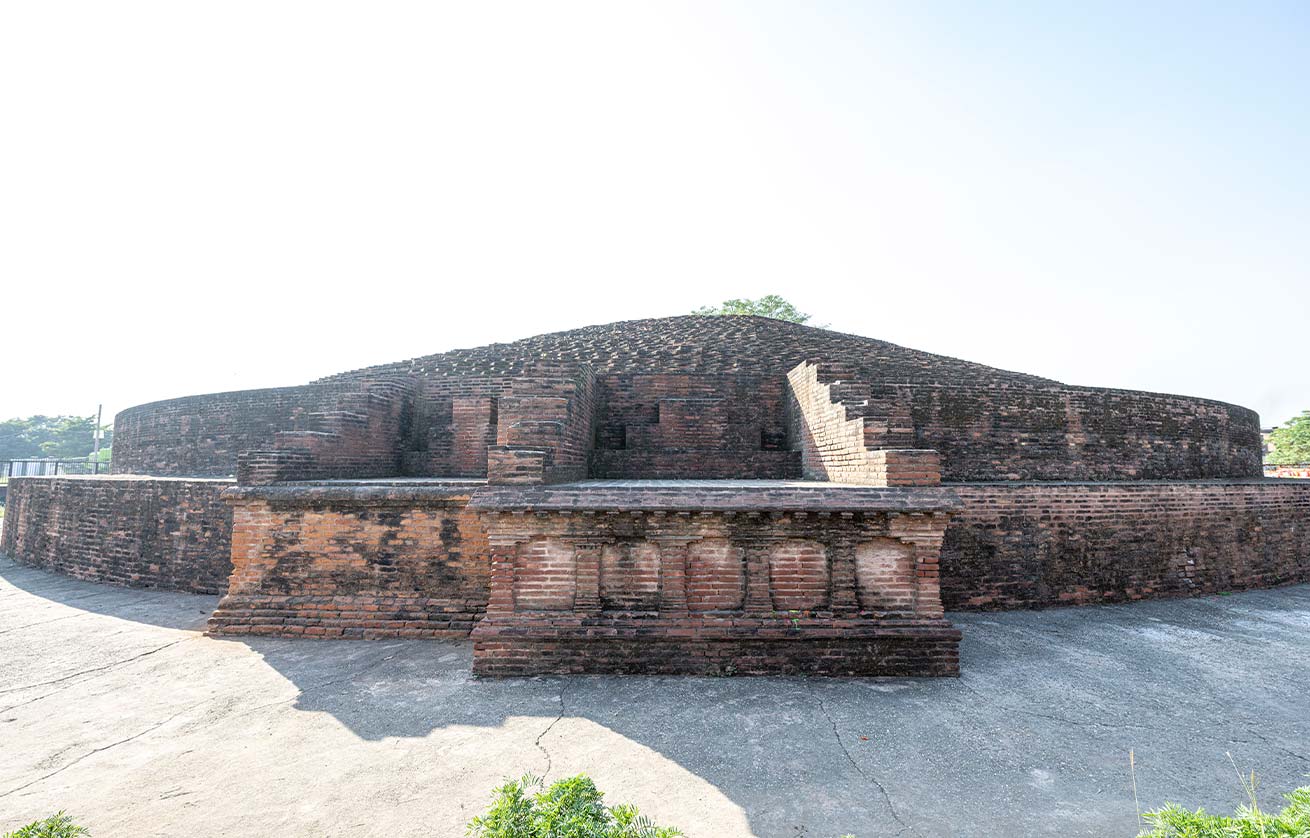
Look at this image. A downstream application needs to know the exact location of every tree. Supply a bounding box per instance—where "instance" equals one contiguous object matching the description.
[692,294,816,324]
[1267,411,1310,465]
[0,415,111,461]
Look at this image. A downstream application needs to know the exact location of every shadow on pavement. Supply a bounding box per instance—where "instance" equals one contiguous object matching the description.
[6,555,1310,837]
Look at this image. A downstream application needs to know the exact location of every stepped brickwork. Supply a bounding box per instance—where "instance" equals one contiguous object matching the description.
[4,315,1304,678]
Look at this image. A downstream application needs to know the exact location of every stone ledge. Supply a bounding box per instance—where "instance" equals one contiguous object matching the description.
[469,479,963,513]
[222,479,486,507]
[7,474,235,484]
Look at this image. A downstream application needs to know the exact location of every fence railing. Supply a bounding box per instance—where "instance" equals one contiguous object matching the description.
[3,458,110,478]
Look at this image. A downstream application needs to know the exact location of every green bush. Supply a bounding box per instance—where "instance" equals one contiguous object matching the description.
[3,812,88,838]
[1140,786,1310,837]
[468,774,683,837]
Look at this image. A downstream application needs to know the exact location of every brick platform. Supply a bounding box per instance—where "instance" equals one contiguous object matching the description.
[207,480,489,638]
[469,481,962,677]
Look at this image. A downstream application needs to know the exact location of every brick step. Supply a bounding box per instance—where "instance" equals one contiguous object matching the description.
[813,361,858,381]
[274,430,343,451]
[337,392,399,411]
[826,381,871,405]
[306,410,370,431]
[591,449,802,480]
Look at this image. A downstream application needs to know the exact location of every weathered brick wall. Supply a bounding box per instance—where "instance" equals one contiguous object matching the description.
[788,362,1260,483]
[0,476,233,594]
[114,318,1262,484]
[236,378,414,484]
[319,315,1059,386]
[942,480,1310,609]
[113,384,359,477]
[403,375,515,477]
[207,482,490,638]
[487,365,596,485]
[316,315,1261,482]
[908,385,1262,481]
[469,483,961,676]
[591,374,800,479]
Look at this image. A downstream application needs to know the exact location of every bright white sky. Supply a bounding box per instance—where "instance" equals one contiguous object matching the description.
[1,2,1306,427]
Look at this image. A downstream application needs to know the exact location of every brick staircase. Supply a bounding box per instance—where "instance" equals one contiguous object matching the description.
[788,361,939,486]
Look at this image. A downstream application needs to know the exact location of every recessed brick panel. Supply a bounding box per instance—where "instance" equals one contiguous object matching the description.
[768,539,829,611]
[600,541,662,610]
[856,538,916,614]
[686,538,744,611]
[512,537,576,611]
[470,502,960,676]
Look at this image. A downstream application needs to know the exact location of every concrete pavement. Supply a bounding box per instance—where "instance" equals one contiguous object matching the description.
[1,556,1307,837]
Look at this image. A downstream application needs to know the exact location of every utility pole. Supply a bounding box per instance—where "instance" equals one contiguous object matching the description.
[93,404,103,474]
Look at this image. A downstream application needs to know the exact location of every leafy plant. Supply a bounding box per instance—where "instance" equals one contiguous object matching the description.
[3,812,89,838]
[0,416,111,461]
[1266,410,1310,464]
[1139,786,1310,837]
[692,295,816,325]
[468,774,683,837]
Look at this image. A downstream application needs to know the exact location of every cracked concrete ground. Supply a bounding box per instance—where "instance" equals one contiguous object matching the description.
[1,556,1307,838]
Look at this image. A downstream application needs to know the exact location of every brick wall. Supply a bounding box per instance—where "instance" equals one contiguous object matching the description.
[942,480,1310,609]
[487,365,596,485]
[207,482,490,638]
[908,384,1261,481]
[236,378,414,484]
[113,317,1262,485]
[591,374,800,479]
[113,384,357,476]
[315,315,1260,483]
[0,476,233,594]
[318,315,1059,387]
[469,483,961,676]
[403,376,515,477]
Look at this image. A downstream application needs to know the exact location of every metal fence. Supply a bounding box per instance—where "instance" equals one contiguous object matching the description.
[3,458,110,478]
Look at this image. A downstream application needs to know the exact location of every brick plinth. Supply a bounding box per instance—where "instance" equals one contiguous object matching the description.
[474,622,962,677]
[469,482,960,677]
[206,481,489,638]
